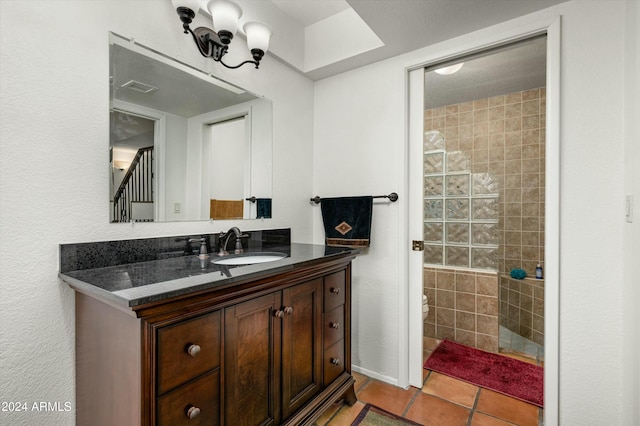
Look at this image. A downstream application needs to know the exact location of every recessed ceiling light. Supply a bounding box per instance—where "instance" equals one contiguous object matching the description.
[434,63,464,75]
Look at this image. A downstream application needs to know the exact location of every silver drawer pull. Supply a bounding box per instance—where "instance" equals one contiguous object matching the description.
[186,405,201,419]
[330,287,340,294]
[330,358,341,365]
[186,344,201,357]
[329,322,340,329]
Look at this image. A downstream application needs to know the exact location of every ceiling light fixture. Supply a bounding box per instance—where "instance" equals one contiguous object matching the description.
[171,0,272,69]
[434,63,464,75]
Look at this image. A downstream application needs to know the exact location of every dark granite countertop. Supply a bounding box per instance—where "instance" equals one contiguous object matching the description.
[60,243,357,308]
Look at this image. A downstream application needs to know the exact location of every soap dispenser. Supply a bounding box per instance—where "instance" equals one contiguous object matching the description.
[535,263,543,279]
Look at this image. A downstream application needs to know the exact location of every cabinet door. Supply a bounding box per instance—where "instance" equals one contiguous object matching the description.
[280,279,323,419]
[224,293,281,426]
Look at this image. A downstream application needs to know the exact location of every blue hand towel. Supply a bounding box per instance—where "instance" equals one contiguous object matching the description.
[256,198,272,219]
[320,196,373,247]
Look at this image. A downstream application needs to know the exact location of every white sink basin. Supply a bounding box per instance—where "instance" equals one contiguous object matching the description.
[212,252,287,266]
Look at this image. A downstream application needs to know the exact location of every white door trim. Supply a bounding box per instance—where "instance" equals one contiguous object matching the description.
[399,14,561,426]
[110,100,167,222]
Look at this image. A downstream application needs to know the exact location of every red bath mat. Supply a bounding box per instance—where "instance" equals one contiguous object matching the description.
[424,339,543,407]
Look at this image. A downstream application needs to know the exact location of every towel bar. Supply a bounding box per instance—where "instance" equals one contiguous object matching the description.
[310,192,398,204]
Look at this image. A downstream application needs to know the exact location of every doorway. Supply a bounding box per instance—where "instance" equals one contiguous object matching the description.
[420,37,547,358]
[109,110,156,223]
[406,21,560,424]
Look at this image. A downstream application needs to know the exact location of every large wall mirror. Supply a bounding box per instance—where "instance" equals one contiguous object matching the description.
[109,32,273,223]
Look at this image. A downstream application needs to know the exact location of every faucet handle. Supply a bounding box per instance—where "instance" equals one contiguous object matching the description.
[188,237,208,257]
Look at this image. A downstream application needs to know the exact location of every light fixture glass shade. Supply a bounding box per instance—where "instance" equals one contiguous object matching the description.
[171,0,201,13]
[244,22,272,53]
[208,0,242,37]
[434,63,464,75]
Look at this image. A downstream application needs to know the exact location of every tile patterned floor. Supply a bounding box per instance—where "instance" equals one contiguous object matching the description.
[315,337,543,426]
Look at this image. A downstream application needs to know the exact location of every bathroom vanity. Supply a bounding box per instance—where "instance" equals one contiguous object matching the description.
[60,233,357,426]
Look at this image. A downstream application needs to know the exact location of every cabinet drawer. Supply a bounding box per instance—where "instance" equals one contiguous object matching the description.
[157,310,221,395]
[324,306,344,349]
[157,369,220,426]
[323,271,345,312]
[323,339,345,385]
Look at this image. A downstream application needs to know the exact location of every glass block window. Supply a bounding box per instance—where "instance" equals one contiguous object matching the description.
[423,134,499,271]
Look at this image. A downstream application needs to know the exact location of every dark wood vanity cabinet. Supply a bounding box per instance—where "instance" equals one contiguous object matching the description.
[74,255,356,426]
[224,278,323,425]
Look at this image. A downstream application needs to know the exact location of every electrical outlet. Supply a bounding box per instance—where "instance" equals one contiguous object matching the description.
[626,195,633,223]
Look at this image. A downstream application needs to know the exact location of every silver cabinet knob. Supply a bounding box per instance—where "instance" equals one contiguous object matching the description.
[186,405,201,419]
[330,287,340,294]
[284,306,293,315]
[329,322,340,329]
[330,358,341,365]
[186,344,201,357]
[274,310,284,318]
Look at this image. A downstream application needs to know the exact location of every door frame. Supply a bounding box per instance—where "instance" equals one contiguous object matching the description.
[110,100,167,222]
[399,15,561,426]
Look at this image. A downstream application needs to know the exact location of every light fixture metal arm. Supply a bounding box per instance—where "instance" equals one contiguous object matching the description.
[219,58,259,69]
[174,6,265,69]
[186,26,214,58]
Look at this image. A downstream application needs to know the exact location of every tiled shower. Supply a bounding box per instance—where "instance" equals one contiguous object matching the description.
[422,88,546,353]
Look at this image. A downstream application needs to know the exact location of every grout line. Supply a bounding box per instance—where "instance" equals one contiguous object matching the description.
[466,387,482,426]
[538,406,544,426]
[400,388,421,418]
[422,369,432,386]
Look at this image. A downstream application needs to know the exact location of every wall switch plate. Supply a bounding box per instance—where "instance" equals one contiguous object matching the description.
[174,202,181,214]
[626,195,633,223]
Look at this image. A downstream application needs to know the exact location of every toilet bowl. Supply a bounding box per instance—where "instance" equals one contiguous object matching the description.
[422,294,429,320]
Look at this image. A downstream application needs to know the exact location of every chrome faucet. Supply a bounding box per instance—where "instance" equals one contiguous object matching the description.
[217,227,247,256]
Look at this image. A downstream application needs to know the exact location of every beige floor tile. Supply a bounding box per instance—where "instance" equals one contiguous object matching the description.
[423,336,441,351]
[422,372,479,408]
[470,412,518,425]
[352,371,369,394]
[356,379,418,416]
[324,401,365,426]
[475,389,539,426]
[404,392,470,426]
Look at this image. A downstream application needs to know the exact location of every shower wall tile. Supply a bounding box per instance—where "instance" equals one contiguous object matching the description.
[425,86,545,349]
[423,267,499,352]
[488,95,504,107]
[499,275,545,346]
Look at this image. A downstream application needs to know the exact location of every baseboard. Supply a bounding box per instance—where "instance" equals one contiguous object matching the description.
[351,365,400,387]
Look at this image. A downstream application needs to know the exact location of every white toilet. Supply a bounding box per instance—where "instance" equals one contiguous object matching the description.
[422,294,429,320]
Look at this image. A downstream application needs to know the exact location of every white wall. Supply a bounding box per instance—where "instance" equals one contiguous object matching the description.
[314,58,403,382]
[623,0,640,424]
[0,1,314,425]
[313,0,637,423]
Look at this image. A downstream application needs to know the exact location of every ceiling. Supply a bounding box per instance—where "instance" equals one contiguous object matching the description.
[424,35,547,108]
[266,0,568,80]
[113,0,566,143]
